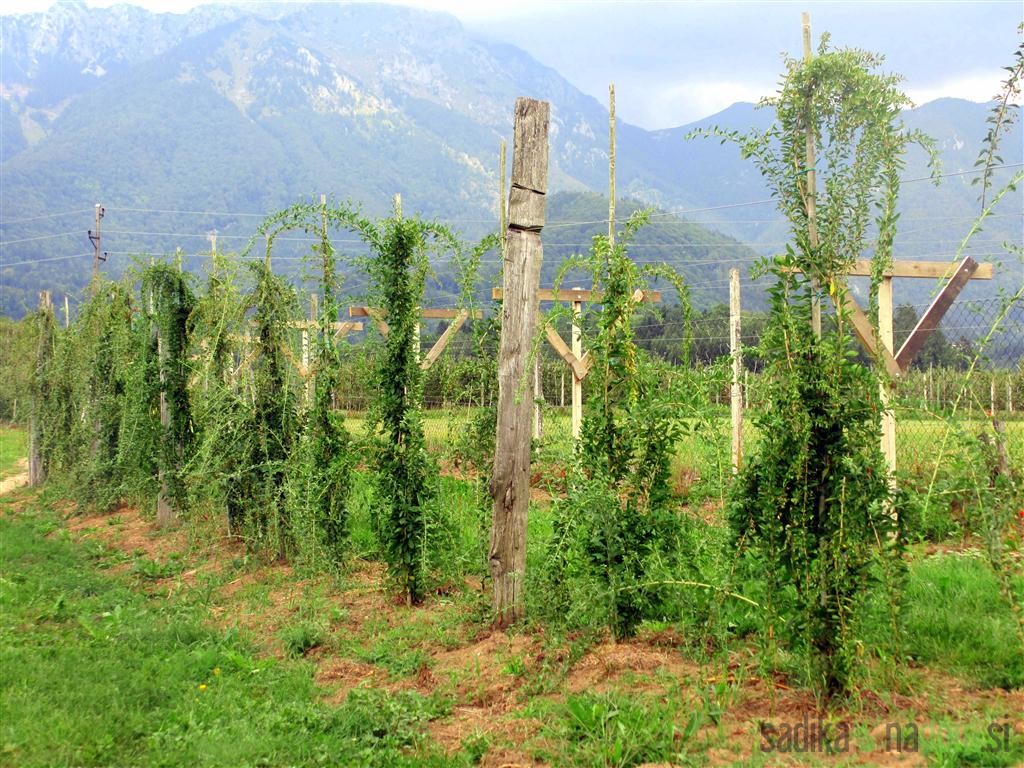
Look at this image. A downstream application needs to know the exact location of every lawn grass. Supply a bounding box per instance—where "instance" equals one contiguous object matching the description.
[901,553,1024,689]
[0,509,467,768]
[344,407,1023,511]
[3,470,1022,766]
[0,426,26,478]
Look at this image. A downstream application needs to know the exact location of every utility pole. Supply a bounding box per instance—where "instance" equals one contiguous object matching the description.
[88,203,106,290]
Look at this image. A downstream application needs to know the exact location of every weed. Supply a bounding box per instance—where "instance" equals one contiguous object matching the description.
[279,620,327,657]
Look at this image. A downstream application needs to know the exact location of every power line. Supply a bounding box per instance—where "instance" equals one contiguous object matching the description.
[0,231,81,246]
[1,252,93,267]
[0,208,94,226]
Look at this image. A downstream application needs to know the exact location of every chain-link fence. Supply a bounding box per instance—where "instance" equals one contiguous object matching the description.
[317,294,1022,499]
[892,297,1023,480]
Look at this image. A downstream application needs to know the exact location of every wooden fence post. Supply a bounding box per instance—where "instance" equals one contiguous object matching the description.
[490,97,549,628]
[571,291,583,440]
[802,12,822,339]
[879,275,897,480]
[152,271,174,528]
[729,269,743,473]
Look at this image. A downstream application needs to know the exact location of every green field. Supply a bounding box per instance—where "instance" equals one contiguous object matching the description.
[0,427,27,479]
[347,407,1024,498]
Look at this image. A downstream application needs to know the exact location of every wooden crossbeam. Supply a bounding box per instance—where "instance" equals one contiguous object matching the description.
[836,289,902,378]
[895,256,980,373]
[784,258,998,379]
[349,306,483,320]
[785,259,993,280]
[287,319,365,333]
[421,308,484,319]
[492,287,662,303]
[349,306,482,337]
[545,324,591,380]
[421,310,470,370]
[348,306,389,335]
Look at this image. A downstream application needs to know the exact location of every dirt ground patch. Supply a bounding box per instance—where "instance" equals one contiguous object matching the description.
[565,640,702,694]
[66,503,190,562]
[0,458,29,496]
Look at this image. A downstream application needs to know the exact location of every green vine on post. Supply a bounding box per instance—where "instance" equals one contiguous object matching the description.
[549,212,692,639]
[142,262,197,516]
[366,207,454,604]
[692,34,935,697]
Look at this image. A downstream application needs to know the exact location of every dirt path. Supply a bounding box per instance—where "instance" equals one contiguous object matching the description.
[0,458,29,496]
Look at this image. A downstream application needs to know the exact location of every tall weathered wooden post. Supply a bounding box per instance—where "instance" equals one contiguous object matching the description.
[489,97,549,627]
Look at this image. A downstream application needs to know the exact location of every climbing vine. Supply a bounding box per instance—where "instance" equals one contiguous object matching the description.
[694,37,934,696]
[141,263,197,515]
[222,259,299,555]
[547,212,693,639]
[365,210,461,604]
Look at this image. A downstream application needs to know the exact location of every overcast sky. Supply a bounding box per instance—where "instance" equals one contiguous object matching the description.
[4,0,1022,129]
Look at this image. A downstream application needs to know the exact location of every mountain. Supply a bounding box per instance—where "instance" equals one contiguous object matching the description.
[1,2,1020,317]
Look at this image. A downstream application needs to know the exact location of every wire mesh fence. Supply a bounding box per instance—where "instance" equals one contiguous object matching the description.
[282,292,1022,499]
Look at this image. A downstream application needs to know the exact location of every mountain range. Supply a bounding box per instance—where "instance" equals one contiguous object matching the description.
[1,1,1020,317]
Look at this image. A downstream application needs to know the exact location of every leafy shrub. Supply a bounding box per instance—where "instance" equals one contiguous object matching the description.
[546,215,691,639]
[705,38,929,695]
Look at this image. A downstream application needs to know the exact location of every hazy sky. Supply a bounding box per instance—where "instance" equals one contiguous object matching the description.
[4,0,1022,128]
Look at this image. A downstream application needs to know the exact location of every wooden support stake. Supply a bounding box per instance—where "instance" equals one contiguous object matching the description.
[801,13,822,339]
[895,256,980,372]
[571,292,583,440]
[421,310,470,370]
[544,323,590,381]
[729,269,743,474]
[156,323,174,528]
[63,295,69,328]
[878,276,897,478]
[490,97,548,629]
[608,83,616,245]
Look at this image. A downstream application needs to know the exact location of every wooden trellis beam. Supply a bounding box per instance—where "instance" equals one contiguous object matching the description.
[895,257,981,373]
[227,320,364,379]
[493,285,661,438]
[349,306,483,369]
[422,310,471,370]
[492,287,662,304]
[788,256,993,480]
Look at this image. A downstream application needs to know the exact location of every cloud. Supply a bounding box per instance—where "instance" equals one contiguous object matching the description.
[906,72,1005,107]
[649,79,775,127]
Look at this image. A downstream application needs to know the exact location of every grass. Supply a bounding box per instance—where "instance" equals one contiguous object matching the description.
[343,408,1023,507]
[901,553,1024,689]
[3,458,1023,766]
[0,508,467,768]
[0,426,26,478]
